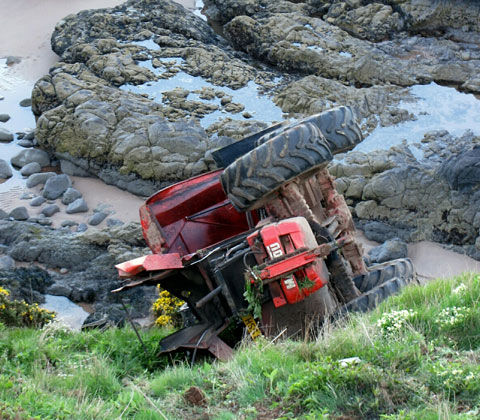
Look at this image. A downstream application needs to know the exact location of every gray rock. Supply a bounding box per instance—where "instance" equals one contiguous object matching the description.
[0,209,8,219]
[17,140,34,148]
[37,218,53,226]
[61,187,82,205]
[368,239,409,264]
[60,159,92,177]
[20,162,42,176]
[8,206,29,221]
[19,98,32,107]
[0,159,12,179]
[0,127,14,142]
[438,145,480,191]
[20,192,34,200]
[0,255,15,270]
[60,220,79,227]
[43,174,72,199]
[66,198,89,214]
[76,223,88,232]
[106,218,124,227]
[0,114,10,123]
[24,130,35,140]
[6,56,21,65]
[30,196,46,207]
[11,149,50,168]
[88,211,108,226]
[41,204,60,217]
[26,172,56,188]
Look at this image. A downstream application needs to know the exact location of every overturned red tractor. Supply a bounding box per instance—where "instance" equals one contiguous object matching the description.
[115,106,416,360]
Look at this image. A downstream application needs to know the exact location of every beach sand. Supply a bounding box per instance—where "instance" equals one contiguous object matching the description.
[0,0,478,279]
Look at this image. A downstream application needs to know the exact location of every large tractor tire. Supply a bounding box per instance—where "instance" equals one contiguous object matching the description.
[338,258,418,314]
[353,258,415,293]
[221,122,333,212]
[256,106,363,154]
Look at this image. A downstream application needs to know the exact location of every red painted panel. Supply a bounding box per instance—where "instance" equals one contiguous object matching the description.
[142,170,257,256]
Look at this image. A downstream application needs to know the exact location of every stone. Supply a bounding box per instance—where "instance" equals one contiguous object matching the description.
[60,160,91,177]
[43,174,72,199]
[88,211,108,226]
[19,98,32,107]
[60,220,79,227]
[106,218,124,227]
[17,140,34,148]
[0,127,14,142]
[368,239,409,264]
[0,255,15,270]
[8,206,29,221]
[30,196,46,207]
[24,130,35,141]
[6,56,21,65]
[41,204,60,217]
[61,187,83,205]
[0,114,10,123]
[11,149,50,168]
[20,162,42,176]
[66,198,89,214]
[76,223,88,232]
[0,209,8,219]
[0,159,12,179]
[26,172,56,188]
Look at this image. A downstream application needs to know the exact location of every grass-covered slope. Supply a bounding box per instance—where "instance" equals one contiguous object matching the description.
[1,273,480,420]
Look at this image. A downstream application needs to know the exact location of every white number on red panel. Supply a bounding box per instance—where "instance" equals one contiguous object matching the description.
[267,242,283,259]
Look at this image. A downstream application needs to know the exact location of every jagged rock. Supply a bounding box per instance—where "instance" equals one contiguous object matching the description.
[43,174,72,199]
[0,159,12,179]
[0,255,15,270]
[368,239,408,264]
[66,198,89,214]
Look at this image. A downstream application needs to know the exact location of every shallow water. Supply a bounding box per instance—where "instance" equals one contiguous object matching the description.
[0,59,36,193]
[121,61,284,128]
[356,82,480,155]
[41,294,90,330]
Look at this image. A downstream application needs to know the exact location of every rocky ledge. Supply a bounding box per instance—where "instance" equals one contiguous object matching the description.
[0,220,155,324]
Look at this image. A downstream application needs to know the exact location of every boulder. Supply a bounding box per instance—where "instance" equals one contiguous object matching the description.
[66,198,88,214]
[30,196,46,207]
[61,187,82,205]
[0,159,12,179]
[8,207,29,221]
[11,149,50,168]
[20,162,42,176]
[42,174,72,199]
[41,204,60,217]
[368,239,409,264]
[26,172,56,188]
[0,127,13,142]
[0,114,10,123]
[88,211,108,226]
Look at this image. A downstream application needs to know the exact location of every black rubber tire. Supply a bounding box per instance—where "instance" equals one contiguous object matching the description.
[353,258,415,293]
[257,106,363,154]
[340,274,417,314]
[221,122,333,212]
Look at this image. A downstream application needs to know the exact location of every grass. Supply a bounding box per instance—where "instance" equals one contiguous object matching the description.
[1,272,480,419]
